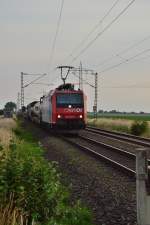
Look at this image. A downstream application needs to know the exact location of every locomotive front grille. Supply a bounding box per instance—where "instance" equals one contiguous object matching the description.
[56,119,85,129]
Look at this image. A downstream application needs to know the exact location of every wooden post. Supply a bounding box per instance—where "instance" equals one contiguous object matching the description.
[136,149,150,225]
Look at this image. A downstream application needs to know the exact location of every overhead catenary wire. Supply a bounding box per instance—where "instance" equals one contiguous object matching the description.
[24,74,47,88]
[98,48,150,74]
[49,0,65,69]
[63,0,121,63]
[71,72,95,88]
[102,85,150,88]
[72,49,150,90]
[69,0,136,64]
[93,34,150,68]
[22,73,46,76]
[50,0,137,88]
[104,86,150,88]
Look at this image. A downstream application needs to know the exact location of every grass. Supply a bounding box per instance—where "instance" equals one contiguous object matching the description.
[0,118,93,225]
[0,118,16,147]
[88,112,150,121]
[0,118,16,160]
[88,118,131,133]
[88,117,150,137]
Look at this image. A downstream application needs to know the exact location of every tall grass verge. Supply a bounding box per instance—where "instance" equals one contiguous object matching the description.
[0,120,93,225]
[88,118,131,133]
[88,118,150,137]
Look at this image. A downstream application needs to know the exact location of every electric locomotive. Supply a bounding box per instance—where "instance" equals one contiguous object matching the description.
[40,83,87,130]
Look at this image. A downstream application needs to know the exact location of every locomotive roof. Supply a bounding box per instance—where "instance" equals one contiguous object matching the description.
[55,89,83,93]
[49,88,83,95]
[42,83,84,98]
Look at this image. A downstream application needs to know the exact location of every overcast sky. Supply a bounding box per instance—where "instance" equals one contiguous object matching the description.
[0,0,150,112]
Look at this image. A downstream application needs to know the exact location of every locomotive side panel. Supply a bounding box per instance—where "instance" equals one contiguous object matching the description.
[51,95,57,125]
[83,93,87,125]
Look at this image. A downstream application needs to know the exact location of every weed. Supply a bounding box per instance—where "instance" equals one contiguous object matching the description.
[0,123,93,225]
[130,121,149,136]
[0,144,3,151]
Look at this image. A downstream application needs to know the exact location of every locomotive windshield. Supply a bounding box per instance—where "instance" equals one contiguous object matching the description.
[56,93,83,108]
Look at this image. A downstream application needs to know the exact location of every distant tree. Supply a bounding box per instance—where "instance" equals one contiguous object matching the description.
[4,102,16,111]
[109,110,117,113]
[140,111,145,114]
[98,110,104,113]
[0,109,3,115]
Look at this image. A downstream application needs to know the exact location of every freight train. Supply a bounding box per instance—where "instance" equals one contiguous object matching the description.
[26,83,87,132]
[4,109,13,118]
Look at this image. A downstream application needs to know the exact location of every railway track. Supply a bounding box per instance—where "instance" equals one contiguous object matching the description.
[30,121,150,178]
[25,121,138,224]
[62,132,150,178]
[86,126,150,147]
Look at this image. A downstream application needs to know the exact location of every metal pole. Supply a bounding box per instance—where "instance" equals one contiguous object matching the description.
[79,63,81,90]
[80,61,83,90]
[21,72,24,108]
[94,73,98,119]
[79,61,83,90]
[17,92,20,111]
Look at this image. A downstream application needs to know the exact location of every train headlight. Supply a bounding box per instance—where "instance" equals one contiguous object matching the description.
[79,115,83,118]
[57,114,61,118]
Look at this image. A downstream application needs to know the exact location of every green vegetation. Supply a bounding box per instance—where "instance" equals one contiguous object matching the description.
[88,118,131,134]
[4,102,16,111]
[0,121,92,225]
[130,121,149,136]
[88,112,150,121]
[88,117,150,137]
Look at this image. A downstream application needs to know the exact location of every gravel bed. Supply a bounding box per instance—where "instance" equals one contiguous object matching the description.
[23,122,137,225]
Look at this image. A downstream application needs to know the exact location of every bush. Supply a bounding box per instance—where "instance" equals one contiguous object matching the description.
[0,125,93,225]
[130,121,148,136]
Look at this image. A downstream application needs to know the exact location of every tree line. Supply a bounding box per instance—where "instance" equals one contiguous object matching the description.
[98,109,148,114]
[0,102,16,115]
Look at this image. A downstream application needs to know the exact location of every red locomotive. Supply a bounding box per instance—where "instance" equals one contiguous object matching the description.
[27,83,87,131]
[40,83,87,130]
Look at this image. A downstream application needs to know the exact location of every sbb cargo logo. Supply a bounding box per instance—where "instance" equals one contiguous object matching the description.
[64,108,83,113]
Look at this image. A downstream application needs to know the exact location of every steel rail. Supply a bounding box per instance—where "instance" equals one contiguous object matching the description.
[79,134,150,166]
[62,136,136,177]
[86,126,150,147]
[79,134,150,165]
[61,132,150,178]
[79,134,136,159]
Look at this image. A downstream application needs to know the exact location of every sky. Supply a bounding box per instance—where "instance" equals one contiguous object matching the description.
[0,0,150,112]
